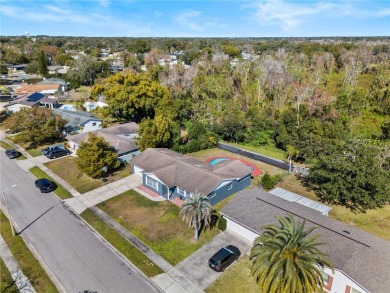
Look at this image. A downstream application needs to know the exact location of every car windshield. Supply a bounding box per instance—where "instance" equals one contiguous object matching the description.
[40,179,51,185]
[209,259,220,266]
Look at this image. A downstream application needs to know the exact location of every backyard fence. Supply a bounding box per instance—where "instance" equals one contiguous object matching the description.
[217,142,292,171]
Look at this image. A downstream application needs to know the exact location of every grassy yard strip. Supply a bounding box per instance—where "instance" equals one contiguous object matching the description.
[0,212,59,293]
[221,141,287,160]
[277,175,390,241]
[0,257,18,293]
[29,166,72,199]
[205,256,260,293]
[98,190,220,265]
[0,140,27,160]
[80,209,163,277]
[44,157,131,194]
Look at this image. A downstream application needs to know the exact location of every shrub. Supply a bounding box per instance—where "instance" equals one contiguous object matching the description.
[218,216,227,231]
[262,172,282,190]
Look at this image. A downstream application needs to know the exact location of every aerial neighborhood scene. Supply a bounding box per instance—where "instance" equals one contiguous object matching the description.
[0,1,389,293]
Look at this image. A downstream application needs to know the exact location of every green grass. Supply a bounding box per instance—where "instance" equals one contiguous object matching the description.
[205,256,260,293]
[0,211,59,293]
[277,174,390,241]
[221,141,287,160]
[80,209,163,277]
[98,190,220,265]
[28,166,73,199]
[0,140,27,160]
[44,157,131,194]
[0,257,19,293]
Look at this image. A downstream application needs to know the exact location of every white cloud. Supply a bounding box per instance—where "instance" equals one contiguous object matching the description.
[99,0,111,7]
[0,3,152,36]
[250,0,334,31]
[175,11,205,32]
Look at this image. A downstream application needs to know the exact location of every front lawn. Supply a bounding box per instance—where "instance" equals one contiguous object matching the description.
[98,190,220,265]
[205,256,260,293]
[277,174,390,241]
[44,157,131,194]
[0,211,59,293]
[29,166,73,199]
[80,209,163,277]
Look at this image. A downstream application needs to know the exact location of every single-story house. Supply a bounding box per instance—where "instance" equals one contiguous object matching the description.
[67,122,139,161]
[131,148,252,205]
[52,109,102,134]
[37,78,68,91]
[221,189,390,293]
[15,84,62,95]
[5,92,45,113]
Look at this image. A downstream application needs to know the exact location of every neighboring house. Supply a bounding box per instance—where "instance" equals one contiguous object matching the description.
[67,122,139,161]
[52,109,102,134]
[5,92,45,113]
[15,84,62,95]
[131,148,252,205]
[220,189,390,293]
[37,78,68,91]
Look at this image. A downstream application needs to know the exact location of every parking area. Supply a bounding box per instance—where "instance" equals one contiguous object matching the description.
[174,230,252,290]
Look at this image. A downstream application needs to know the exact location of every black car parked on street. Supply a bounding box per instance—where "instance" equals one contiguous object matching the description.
[35,178,55,193]
[5,149,20,159]
[208,245,241,272]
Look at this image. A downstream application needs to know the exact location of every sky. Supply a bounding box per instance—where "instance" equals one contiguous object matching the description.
[1,0,389,37]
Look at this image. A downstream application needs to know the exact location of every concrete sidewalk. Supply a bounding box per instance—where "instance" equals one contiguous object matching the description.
[0,235,36,293]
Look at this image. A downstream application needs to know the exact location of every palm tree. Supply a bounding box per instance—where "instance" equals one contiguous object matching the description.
[180,192,212,241]
[250,215,333,293]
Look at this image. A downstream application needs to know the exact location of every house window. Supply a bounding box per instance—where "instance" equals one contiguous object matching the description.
[177,187,185,196]
[227,183,233,190]
[321,272,333,291]
[146,177,158,191]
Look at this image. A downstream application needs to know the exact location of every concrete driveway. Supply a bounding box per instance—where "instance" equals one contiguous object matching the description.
[175,230,252,290]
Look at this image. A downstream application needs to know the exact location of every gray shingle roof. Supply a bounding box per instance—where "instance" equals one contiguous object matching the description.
[52,109,101,128]
[68,122,138,155]
[221,189,390,293]
[131,148,252,195]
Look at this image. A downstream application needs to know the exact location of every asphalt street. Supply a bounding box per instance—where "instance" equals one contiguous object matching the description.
[0,151,159,293]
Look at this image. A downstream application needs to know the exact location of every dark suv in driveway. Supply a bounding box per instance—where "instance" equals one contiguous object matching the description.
[41,144,65,156]
[208,245,241,272]
[45,148,70,159]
